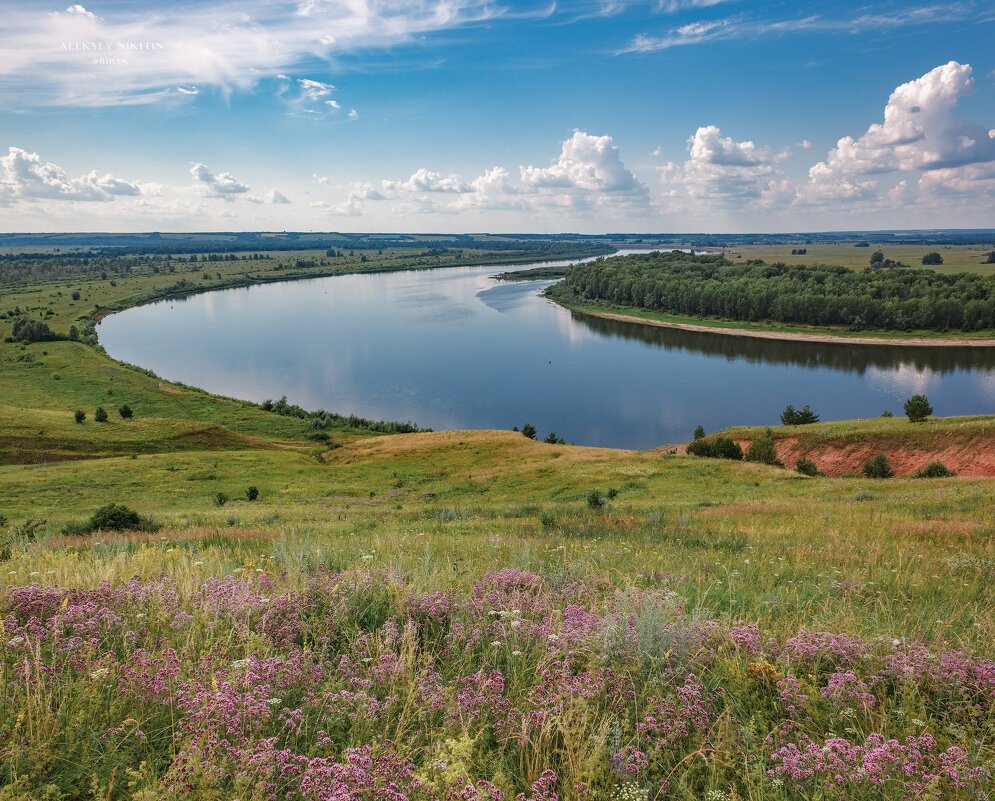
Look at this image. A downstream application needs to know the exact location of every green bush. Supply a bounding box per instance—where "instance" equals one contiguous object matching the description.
[62,503,160,535]
[521,423,537,440]
[11,317,55,343]
[586,489,606,510]
[904,394,933,423]
[94,406,108,422]
[744,429,781,466]
[914,461,956,478]
[921,252,943,265]
[686,436,743,460]
[795,457,819,476]
[118,404,134,419]
[862,454,895,478]
[712,437,743,460]
[686,438,711,457]
[74,409,86,424]
[213,491,230,507]
[246,486,259,501]
[693,425,705,440]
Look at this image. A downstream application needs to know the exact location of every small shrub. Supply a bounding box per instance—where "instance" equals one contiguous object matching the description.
[686,438,711,457]
[245,486,259,501]
[307,431,330,443]
[521,423,537,440]
[74,409,86,424]
[539,510,557,528]
[543,431,564,444]
[904,394,933,423]
[921,251,943,265]
[862,453,895,478]
[72,503,159,534]
[712,437,743,460]
[744,428,781,466]
[587,489,606,510]
[693,425,705,440]
[213,491,230,507]
[94,406,108,422]
[881,409,894,417]
[687,437,743,460]
[914,461,956,478]
[118,404,133,419]
[795,457,819,476]
[606,487,619,499]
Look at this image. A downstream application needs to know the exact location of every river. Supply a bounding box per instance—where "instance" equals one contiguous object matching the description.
[97,255,995,449]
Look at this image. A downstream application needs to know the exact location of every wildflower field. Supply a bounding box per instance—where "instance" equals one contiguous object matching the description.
[2,429,994,801]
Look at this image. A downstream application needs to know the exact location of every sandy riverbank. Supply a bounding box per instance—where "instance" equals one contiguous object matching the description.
[570,308,995,347]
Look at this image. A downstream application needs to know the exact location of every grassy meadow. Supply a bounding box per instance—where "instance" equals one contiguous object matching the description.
[1,243,994,799]
[721,243,995,274]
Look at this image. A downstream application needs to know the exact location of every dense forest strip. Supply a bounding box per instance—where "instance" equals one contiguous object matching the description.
[558,306,995,347]
[547,250,995,335]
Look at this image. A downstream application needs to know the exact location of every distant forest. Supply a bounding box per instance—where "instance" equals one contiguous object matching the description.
[549,251,995,332]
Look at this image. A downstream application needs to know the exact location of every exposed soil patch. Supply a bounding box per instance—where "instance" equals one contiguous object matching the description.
[764,434,995,477]
[676,425,995,477]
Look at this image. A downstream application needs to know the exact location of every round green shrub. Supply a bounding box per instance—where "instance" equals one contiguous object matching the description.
[914,461,956,478]
[862,454,895,479]
[795,457,819,476]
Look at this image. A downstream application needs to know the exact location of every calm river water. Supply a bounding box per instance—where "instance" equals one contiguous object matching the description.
[98,255,995,449]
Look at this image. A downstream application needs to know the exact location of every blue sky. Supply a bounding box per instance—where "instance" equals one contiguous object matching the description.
[1,0,993,232]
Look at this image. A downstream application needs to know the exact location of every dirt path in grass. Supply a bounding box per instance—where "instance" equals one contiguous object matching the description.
[575,309,995,348]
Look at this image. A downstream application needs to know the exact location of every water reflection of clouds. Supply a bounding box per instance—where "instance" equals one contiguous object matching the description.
[555,306,600,347]
[866,363,939,398]
[975,371,995,403]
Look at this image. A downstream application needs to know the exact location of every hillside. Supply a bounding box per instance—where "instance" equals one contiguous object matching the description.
[697,415,995,476]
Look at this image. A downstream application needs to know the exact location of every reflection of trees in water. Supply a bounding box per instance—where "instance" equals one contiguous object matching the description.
[572,312,995,375]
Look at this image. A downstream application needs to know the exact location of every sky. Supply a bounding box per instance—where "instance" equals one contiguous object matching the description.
[0,0,993,234]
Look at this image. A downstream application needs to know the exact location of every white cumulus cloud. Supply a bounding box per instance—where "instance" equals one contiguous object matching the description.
[521,131,647,197]
[797,61,995,206]
[0,146,140,202]
[190,162,250,199]
[660,126,784,203]
[383,168,471,193]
